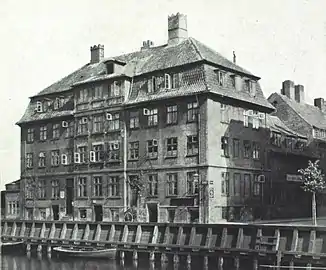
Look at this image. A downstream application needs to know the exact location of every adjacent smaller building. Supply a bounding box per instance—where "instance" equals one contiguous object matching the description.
[3,180,21,220]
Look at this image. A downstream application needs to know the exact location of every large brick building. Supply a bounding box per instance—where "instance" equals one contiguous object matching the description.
[9,13,318,223]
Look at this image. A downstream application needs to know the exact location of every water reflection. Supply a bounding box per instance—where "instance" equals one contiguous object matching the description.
[0,253,250,270]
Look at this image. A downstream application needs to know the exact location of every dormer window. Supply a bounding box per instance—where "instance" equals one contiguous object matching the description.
[217,71,225,86]
[36,101,43,112]
[245,80,256,96]
[230,75,235,88]
[148,76,156,93]
[53,97,64,110]
[165,74,171,89]
[106,62,114,74]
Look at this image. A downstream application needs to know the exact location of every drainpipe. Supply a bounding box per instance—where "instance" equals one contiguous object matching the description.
[123,119,127,212]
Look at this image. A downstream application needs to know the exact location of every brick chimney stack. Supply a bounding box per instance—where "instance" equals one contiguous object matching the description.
[281,80,295,100]
[90,44,104,64]
[294,84,304,103]
[168,13,188,46]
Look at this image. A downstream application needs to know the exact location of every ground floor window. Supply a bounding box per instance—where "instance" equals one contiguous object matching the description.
[79,209,87,219]
[168,209,176,223]
[110,208,119,221]
[39,208,46,220]
[189,209,199,223]
[26,209,33,220]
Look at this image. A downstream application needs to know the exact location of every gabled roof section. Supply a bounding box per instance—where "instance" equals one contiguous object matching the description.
[269,93,326,130]
[33,38,260,98]
[267,115,307,138]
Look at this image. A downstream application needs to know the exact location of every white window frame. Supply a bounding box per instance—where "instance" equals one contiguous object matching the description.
[165,74,171,89]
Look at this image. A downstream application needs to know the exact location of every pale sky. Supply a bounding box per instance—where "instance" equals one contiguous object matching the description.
[0,0,325,190]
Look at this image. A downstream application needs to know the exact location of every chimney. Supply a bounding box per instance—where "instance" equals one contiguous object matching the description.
[90,44,104,64]
[168,13,188,45]
[281,80,295,100]
[314,98,325,110]
[294,85,304,103]
[233,51,236,64]
[141,40,154,51]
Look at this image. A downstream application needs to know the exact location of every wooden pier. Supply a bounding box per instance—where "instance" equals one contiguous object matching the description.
[1,219,326,269]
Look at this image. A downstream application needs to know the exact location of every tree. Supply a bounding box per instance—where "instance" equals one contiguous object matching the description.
[298,160,326,226]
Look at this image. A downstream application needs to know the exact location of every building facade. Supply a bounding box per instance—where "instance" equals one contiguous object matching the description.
[12,13,319,223]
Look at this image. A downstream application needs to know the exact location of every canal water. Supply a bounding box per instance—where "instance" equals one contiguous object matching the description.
[0,253,250,270]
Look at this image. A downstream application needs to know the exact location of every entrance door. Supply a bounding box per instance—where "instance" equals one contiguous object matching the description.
[52,205,59,220]
[94,205,103,222]
[147,203,158,222]
[66,179,74,215]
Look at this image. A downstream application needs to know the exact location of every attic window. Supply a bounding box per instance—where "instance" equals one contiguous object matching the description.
[106,63,114,74]
[165,74,171,89]
[36,101,43,112]
[217,71,225,86]
[148,77,156,93]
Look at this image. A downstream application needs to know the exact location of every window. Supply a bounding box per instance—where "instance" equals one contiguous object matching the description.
[233,173,241,196]
[53,98,61,110]
[77,146,87,163]
[51,180,59,199]
[78,89,88,103]
[165,74,171,89]
[93,115,103,133]
[253,175,261,196]
[61,153,68,165]
[25,183,33,199]
[65,121,74,138]
[187,135,198,156]
[187,172,199,195]
[148,76,157,93]
[77,177,87,197]
[26,153,33,168]
[51,150,60,166]
[93,176,103,197]
[27,128,34,143]
[107,141,120,161]
[39,208,46,220]
[271,132,282,147]
[166,137,178,157]
[108,176,120,196]
[91,144,104,162]
[7,201,19,215]
[38,152,46,167]
[167,173,178,196]
[230,75,236,88]
[168,209,176,223]
[147,139,158,159]
[108,113,120,131]
[221,137,229,157]
[94,86,103,99]
[38,179,46,199]
[243,174,251,197]
[129,111,139,129]
[233,139,240,157]
[166,105,178,124]
[221,172,230,196]
[252,142,260,159]
[40,126,47,141]
[109,81,121,97]
[80,209,87,219]
[243,140,251,158]
[148,174,158,196]
[220,104,229,123]
[245,80,255,95]
[52,123,60,139]
[36,101,43,112]
[147,109,158,126]
[187,101,198,122]
[243,110,250,127]
[128,142,139,160]
[172,73,179,89]
[77,118,88,135]
[217,71,225,86]
[110,209,119,221]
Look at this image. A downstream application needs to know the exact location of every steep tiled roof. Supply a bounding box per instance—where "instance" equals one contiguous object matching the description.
[269,93,326,129]
[34,38,258,97]
[205,65,274,111]
[266,115,307,138]
[17,107,73,125]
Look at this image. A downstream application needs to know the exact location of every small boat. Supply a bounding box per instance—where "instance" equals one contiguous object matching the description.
[53,246,117,259]
[0,241,25,254]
